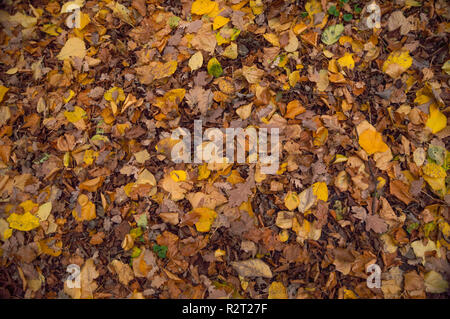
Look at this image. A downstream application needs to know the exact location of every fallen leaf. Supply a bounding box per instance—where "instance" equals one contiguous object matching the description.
[268,281,288,299]
[382,50,413,78]
[358,128,389,155]
[7,212,40,231]
[321,24,344,45]
[57,37,86,60]
[109,260,135,286]
[189,51,203,71]
[231,259,273,278]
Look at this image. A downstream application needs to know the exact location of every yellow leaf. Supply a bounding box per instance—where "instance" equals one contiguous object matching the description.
[222,43,238,59]
[39,238,63,257]
[83,149,98,165]
[288,71,301,87]
[37,202,52,221]
[0,219,12,241]
[337,52,355,70]
[268,282,288,299]
[192,207,217,232]
[423,163,446,179]
[284,30,299,52]
[313,126,328,146]
[63,152,71,167]
[6,67,18,75]
[116,123,130,135]
[377,176,386,190]
[227,170,245,185]
[263,33,280,47]
[189,51,203,71]
[20,200,38,213]
[358,128,389,155]
[382,50,412,78]
[57,37,86,60]
[439,221,450,238]
[312,182,328,202]
[198,163,211,180]
[150,60,178,80]
[442,60,450,75]
[215,249,226,258]
[249,0,264,15]
[422,162,446,191]
[77,12,91,30]
[72,194,96,222]
[284,191,300,210]
[64,106,86,123]
[0,85,9,103]
[104,87,125,104]
[7,212,40,231]
[63,90,75,104]
[107,1,134,25]
[278,229,289,242]
[170,170,187,182]
[333,154,348,164]
[213,16,229,30]
[191,0,216,15]
[426,104,447,134]
[305,0,322,18]
[154,88,185,112]
[343,289,358,299]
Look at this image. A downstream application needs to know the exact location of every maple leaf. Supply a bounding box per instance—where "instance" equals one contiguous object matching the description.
[227,167,255,207]
[185,86,213,116]
[365,213,388,234]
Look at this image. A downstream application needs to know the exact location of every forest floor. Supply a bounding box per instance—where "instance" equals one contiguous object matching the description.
[0,0,449,299]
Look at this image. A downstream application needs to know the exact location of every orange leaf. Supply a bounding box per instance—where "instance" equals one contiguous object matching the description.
[79,177,104,192]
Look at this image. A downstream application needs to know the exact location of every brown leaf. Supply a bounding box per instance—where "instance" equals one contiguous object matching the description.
[79,177,104,192]
[227,167,255,207]
[185,86,213,116]
[231,259,273,278]
[365,213,388,234]
[390,180,413,205]
[109,259,135,285]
